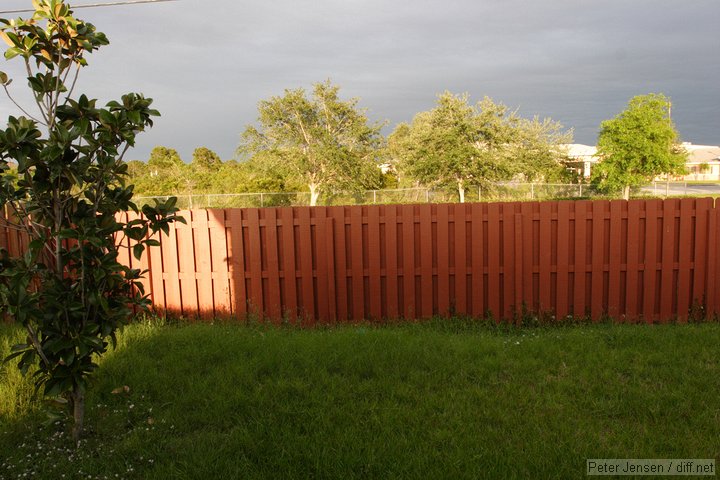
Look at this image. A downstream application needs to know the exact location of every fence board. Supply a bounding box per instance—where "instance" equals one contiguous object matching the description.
[279,208,297,320]
[573,201,588,318]
[368,206,382,320]
[437,204,450,316]
[264,208,282,320]
[385,205,400,319]
[556,202,570,319]
[227,209,247,317]
[487,203,501,319]
[660,199,676,320]
[419,205,433,317]
[607,201,623,319]
[470,203,485,317]
[402,204,416,319]
[590,201,605,321]
[298,207,315,321]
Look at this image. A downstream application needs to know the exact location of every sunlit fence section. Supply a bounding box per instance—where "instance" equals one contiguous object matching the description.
[4,198,719,324]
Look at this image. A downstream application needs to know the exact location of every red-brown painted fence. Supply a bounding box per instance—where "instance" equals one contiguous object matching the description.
[3,198,720,323]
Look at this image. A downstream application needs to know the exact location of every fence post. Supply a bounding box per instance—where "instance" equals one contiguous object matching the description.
[579,184,583,197]
[425,189,430,203]
[373,190,377,204]
[260,193,264,207]
[531,183,535,199]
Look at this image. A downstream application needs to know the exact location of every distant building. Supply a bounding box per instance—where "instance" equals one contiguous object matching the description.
[561,144,599,179]
[678,143,720,181]
[560,142,720,182]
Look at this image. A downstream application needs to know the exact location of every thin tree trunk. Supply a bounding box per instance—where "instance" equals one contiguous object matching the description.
[623,185,630,201]
[458,182,465,203]
[71,388,85,445]
[309,184,320,207]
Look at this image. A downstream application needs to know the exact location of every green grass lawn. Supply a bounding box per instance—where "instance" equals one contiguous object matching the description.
[1,319,719,479]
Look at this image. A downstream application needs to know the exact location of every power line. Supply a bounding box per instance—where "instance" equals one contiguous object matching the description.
[1,0,179,15]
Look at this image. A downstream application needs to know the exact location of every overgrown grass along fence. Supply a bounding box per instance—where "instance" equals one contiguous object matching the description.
[5,198,716,323]
[133,182,720,209]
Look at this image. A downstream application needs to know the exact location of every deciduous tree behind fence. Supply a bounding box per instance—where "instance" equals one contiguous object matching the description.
[2,198,719,323]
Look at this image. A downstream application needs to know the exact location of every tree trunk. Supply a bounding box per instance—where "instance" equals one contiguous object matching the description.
[623,185,630,201]
[309,184,320,207]
[458,182,465,203]
[71,388,85,445]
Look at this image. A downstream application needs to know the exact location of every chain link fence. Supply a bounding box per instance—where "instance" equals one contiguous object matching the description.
[133,182,720,209]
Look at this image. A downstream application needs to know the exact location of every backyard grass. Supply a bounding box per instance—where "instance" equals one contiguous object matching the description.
[1,319,719,479]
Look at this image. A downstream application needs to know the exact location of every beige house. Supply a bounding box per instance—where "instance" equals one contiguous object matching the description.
[561,142,720,182]
[679,143,720,181]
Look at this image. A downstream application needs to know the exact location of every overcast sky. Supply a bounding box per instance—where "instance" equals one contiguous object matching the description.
[1,0,719,162]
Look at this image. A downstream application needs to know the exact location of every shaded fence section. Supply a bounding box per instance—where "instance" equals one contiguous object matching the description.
[3,198,720,323]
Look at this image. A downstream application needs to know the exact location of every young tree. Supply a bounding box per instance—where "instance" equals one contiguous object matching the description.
[238,80,385,206]
[389,92,571,202]
[590,93,687,200]
[0,1,181,443]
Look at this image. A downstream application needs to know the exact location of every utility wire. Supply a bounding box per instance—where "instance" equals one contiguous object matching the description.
[1,0,178,15]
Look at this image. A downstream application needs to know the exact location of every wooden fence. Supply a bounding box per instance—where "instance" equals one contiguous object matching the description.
[2,198,720,323]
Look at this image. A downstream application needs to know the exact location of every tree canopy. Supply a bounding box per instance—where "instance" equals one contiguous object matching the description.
[388,92,571,202]
[238,80,385,206]
[590,93,687,199]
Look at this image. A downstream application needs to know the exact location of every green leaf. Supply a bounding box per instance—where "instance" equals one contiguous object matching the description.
[132,243,145,260]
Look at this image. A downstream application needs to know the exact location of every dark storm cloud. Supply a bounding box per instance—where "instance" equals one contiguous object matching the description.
[1,0,718,161]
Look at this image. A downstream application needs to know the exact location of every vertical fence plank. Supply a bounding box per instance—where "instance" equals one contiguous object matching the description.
[192,210,215,319]
[385,205,400,320]
[323,215,337,322]
[539,202,552,313]
[402,204,416,319]
[279,208,298,320]
[625,201,641,321]
[368,206,382,320]
[147,222,166,314]
[573,201,588,318]
[419,204,434,317]
[247,208,264,318]
[330,207,348,321]
[556,202,570,320]
[675,200,693,321]
[691,199,710,315]
[314,212,330,323]
[437,204,451,316]
[642,200,659,322]
[607,201,623,320]
[177,210,199,318]
[453,204,468,315]
[501,204,515,319]
[227,210,247,317]
[162,211,183,315]
[521,202,534,312]
[590,201,606,321]
[470,203,485,317]
[207,209,230,317]
[297,207,315,321]
[264,208,282,320]
[350,206,365,320]
[514,213,523,319]
[659,199,677,321]
[705,203,718,319]
[487,203,501,320]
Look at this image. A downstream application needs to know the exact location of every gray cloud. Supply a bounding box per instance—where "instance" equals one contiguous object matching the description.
[1,0,718,162]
